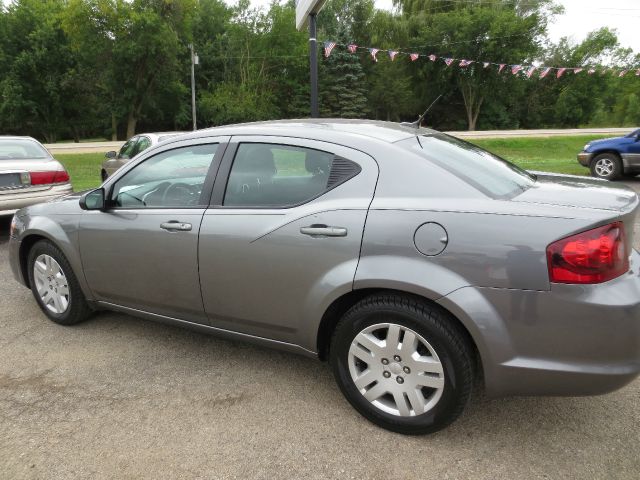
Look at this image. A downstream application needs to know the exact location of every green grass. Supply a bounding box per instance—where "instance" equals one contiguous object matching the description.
[55,153,104,192]
[471,135,615,176]
[55,135,614,191]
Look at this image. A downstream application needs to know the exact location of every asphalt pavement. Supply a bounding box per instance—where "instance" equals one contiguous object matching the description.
[1,181,640,479]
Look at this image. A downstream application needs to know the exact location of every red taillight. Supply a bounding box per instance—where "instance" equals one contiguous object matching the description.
[547,222,629,284]
[30,170,70,185]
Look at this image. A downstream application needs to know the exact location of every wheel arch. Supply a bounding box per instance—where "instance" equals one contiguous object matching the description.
[590,149,622,162]
[316,288,483,380]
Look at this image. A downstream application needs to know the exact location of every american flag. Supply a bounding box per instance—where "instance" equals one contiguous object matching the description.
[588,69,596,75]
[410,53,419,61]
[388,50,398,61]
[498,64,506,73]
[323,41,336,58]
[511,65,523,75]
[369,48,379,62]
[459,59,473,67]
[619,70,628,77]
[347,44,357,54]
[428,54,437,62]
[556,68,566,78]
[539,67,551,78]
[526,66,537,78]
[573,68,583,74]
[483,62,490,68]
[443,58,454,67]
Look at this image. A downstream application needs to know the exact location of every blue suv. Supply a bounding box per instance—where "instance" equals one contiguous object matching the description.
[578,129,640,180]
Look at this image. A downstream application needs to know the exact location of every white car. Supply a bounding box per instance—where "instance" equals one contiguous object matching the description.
[0,136,72,216]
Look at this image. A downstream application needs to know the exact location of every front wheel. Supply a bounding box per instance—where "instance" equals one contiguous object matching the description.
[330,294,474,435]
[590,153,622,180]
[27,240,92,325]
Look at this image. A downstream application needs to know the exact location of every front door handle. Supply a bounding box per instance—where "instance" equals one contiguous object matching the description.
[300,224,348,237]
[160,221,192,232]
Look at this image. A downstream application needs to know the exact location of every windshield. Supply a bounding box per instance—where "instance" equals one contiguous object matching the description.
[625,129,640,138]
[0,139,50,160]
[400,133,535,199]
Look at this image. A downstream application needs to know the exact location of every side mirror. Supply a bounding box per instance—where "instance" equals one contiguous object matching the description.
[105,151,117,159]
[80,188,106,211]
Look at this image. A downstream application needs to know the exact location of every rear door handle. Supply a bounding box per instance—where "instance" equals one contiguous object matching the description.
[160,221,192,232]
[300,224,348,237]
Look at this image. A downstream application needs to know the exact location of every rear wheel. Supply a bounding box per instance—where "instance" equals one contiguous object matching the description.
[27,240,92,325]
[590,153,622,180]
[330,293,474,435]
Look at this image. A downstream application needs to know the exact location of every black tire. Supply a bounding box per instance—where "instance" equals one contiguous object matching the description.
[330,293,474,435]
[101,170,108,182]
[590,153,622,180]
[27,240,92,325]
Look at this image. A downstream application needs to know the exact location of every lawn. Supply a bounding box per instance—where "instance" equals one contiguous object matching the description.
[55,135,606,192]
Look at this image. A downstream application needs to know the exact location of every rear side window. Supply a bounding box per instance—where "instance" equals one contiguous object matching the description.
[223,143,360,207]
[400,134,534,198]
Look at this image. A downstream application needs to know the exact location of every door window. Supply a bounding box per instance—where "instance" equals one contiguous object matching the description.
[118,137,139,160]
[132,136,152,157]
[111,144,218,208]
[223,143,357,207]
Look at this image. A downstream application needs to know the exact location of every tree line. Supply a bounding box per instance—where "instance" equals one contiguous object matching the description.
[0,0,638,142]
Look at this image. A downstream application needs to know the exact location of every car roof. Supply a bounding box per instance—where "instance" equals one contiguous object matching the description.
[0,136,41,142]
[138,132,188,142]
[180,119,433,145]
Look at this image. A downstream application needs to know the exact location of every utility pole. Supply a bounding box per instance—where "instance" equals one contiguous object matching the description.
[309,13,319,118]
[190,43,198,131]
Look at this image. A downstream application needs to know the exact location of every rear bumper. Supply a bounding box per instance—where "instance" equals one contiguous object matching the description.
[577,152,593,167]
[438,250,640,397]
[0,183,73,216]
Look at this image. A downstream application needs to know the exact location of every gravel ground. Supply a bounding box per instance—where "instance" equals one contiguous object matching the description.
[1,180,640,480]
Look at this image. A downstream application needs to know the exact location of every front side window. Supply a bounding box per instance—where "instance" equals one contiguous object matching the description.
[223,143,338,207]
[118,137,138,160]
[133,137,151,156]
[111,144,218,208]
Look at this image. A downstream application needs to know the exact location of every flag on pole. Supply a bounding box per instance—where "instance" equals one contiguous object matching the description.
[557,68,566,78]
[323,41,336,58]
[498,64,506,73]
[483,62,490,68]
[347,44,357,54]
[443,58,454,67]
[369,48,379,62]
[428,54,437,62]
[511,65,523,75]
[459,59,473,67]
[539,67,551,78]
[573,68,583,74]
[409,53,419,62]
[388,50,398,61]
[526,66,537,78]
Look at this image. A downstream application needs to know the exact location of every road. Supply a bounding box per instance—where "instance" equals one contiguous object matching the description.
[44,127,635,154]
[1,181,640,479]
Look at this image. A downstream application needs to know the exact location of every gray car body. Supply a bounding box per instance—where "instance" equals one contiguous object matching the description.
[9,120,640,397]
[0,136,72,216]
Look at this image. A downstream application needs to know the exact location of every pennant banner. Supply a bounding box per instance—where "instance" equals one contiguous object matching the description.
[319,40,637,80]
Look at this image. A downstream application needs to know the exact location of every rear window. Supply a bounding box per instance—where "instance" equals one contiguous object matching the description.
[0,139,49,159]
[400,133,534,198]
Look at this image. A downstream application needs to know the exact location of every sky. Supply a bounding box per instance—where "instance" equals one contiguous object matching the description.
[240,0,640,54]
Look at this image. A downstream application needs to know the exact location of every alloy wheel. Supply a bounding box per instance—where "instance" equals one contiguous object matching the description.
[33,254,70,314]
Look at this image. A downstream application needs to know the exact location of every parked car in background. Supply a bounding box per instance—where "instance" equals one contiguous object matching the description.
[9,120,640,435]
[101,132,186,180]
[0,136,72,216]
[578,128,640,180]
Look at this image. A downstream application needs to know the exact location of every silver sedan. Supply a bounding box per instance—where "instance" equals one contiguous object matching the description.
[0,136,72,216]
[8,120,640,434]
